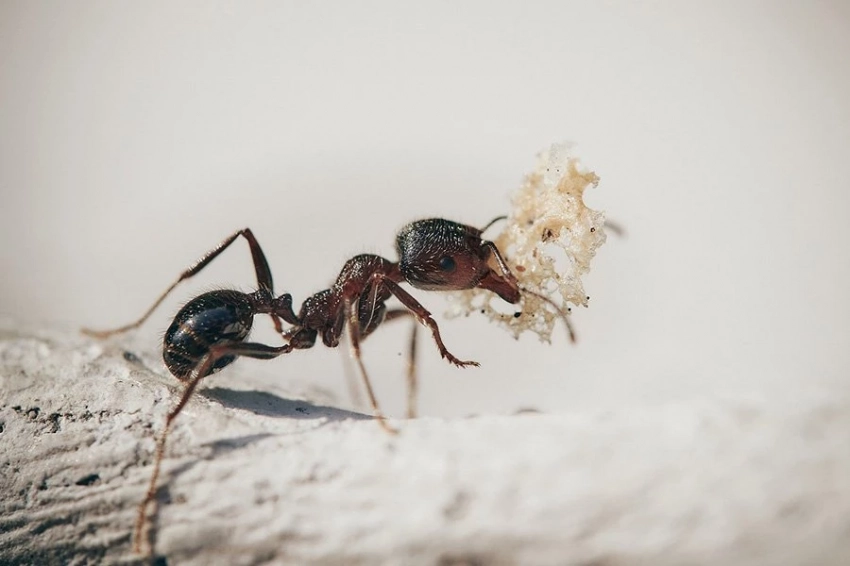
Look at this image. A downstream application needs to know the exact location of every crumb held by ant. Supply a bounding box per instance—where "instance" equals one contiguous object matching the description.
[446,142,607,342]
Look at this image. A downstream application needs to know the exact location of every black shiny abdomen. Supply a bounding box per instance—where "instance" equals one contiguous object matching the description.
[163,290,254,380]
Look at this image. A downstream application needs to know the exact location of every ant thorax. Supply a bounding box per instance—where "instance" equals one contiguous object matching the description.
[446,143,609,343]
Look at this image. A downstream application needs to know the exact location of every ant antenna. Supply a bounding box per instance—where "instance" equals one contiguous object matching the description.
[480,215,508,234]
[520,286,577,343]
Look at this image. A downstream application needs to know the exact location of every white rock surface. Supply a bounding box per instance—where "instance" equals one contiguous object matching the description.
[2,322,850,565]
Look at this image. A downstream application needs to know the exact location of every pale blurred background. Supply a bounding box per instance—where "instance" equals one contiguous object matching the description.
[1,1,848,418]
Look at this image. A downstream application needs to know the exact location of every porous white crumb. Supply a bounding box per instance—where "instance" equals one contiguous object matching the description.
[447,142,608,342]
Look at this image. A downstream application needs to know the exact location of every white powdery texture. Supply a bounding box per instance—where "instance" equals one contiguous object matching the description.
[448,143,607,342]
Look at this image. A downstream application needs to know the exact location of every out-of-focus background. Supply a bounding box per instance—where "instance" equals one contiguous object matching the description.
[1,2,848,418]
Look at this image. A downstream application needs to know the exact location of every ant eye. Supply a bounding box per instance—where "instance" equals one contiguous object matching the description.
[439,256,456,272]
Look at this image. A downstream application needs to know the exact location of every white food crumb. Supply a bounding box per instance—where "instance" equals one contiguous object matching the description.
[446,142,607,342]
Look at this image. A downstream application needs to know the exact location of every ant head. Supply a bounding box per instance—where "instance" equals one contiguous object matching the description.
[396,218,520,304]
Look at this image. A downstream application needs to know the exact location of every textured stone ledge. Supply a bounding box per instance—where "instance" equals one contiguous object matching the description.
[1,325,849,565]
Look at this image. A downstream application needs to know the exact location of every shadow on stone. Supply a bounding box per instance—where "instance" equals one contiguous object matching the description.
[201,386,371,422]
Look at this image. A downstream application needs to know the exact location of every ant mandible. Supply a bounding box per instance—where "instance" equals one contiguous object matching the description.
[82,216,574,554]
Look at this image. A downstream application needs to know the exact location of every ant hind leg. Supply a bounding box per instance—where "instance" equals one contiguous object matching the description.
[133,340,293,556]
[83,228,278,338]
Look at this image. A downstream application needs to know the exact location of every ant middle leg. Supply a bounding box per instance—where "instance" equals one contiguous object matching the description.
[384,309,420,418]
[357,280,422,419]
[336,309,420,419]
[83,228,284,338]
[336,340,366,412]
[343,297,398,435]
[134,340,293,555]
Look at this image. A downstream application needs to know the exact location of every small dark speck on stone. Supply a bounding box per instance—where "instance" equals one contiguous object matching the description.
[123,351,140,363]
[75,473,101,486]
[27,408,40,420]
[153,556,169,566]
[295,407,308,414]
[513,312,522,318]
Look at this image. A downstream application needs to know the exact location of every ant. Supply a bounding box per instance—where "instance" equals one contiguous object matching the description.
[82,217,574,554]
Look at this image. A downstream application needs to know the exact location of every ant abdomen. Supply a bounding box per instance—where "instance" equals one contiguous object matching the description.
[163,290,254,380]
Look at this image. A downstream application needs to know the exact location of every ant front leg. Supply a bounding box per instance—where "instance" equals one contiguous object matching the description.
[134,340,293,556]
[375,276,479,369]
[83,228,285,338]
